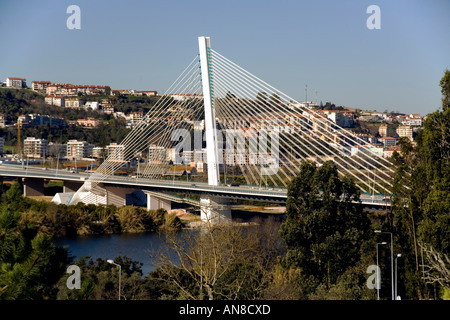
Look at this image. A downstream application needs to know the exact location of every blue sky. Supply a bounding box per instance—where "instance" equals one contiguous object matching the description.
[1,0,449,115]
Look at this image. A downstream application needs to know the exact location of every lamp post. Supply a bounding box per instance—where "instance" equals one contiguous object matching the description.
[107,259,121,300]
[395,253,402,300]
[375,230,394,300]
[376,241,387,300]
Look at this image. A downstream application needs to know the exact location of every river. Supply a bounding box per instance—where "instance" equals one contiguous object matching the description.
[54,230,198,276]
[53,210,284,276]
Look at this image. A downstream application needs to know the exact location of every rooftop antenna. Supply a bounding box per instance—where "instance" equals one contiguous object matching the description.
[305,84,308,103]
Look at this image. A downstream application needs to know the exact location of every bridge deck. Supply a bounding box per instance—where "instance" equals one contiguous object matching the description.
[0,164,391,207]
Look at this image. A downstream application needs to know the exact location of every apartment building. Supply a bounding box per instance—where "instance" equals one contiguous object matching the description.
[24,137,48,158]
[6,77,26,88]
[148,146,166,164]
[378,136,398,147]
[396,125,413,141]
[66,140,94,160]
[378,124,390,137]
[31,81,52,94]
[106,143,125,161]
[65,97,85,108]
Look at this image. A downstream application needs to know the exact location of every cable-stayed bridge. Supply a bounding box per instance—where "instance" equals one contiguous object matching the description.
[55,36,396,221]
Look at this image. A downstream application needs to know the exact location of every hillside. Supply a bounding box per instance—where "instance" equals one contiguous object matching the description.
[0,88,137,148]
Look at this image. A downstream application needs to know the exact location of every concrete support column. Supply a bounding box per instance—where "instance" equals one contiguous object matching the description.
[147,193,172,212]
[23,178,45,197]
[200,195,231,224]
[63,180,85,193]
[105,186,130,207]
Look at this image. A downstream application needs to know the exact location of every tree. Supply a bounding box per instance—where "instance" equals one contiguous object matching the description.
[390,69,450,299]
[255,91,268,105]
[0,203,69,299]
[152,217,283,300]
[419,241,450,290]
[279,161,371,292]
[56,256,149,300]
[440,69,450,111]
[269,93,282,106]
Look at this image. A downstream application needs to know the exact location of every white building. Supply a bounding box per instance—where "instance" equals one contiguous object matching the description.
[396,125,413,141]
[379,137,398,147]
[24,137,48,158]
[106,143,125,161]
[85,101,100,110]
[148,146,166,164]
[324,111,354,128]
[66,140,94,160]
[126,112,144,129]
[45,96,65,107]
[65,98,85,108]
[370,146,385,158]
[6,77,26,88]
[166,148,176,163]
[182,150,194,164]
[92,147,104,158]
[31,81,51,94]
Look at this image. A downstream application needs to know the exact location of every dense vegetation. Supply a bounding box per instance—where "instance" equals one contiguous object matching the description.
[0,88,165,147]
[389,69,450,299]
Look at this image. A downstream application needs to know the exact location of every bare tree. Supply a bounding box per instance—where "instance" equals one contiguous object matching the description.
[152,215,283,300]
[419,241,450,289]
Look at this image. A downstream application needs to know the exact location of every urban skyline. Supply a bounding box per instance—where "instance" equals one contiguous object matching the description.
[1,0,449,115]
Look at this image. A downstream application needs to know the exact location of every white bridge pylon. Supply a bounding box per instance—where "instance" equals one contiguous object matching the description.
[68,36,396,213]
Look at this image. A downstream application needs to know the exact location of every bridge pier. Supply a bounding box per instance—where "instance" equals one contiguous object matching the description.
[105,186,131,207]
[64,180,84,193]
[22,178,45,197]
[146,193,172,212]
[200,195,231,224]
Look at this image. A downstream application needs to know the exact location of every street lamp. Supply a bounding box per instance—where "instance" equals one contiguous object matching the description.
[107,259,121,300]
[395,253,402,300]
[375,230,394,300]
[376,241,387,300]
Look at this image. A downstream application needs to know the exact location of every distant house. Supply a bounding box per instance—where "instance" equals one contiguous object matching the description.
[84,101,99,110]
[384,146,401,158]
[133,90,157,96]
[28,114,67,127]
[323,110,354,128]
[92,147,104,158]
[31,81,52,94]
[378,136,398,147]
[6,77,26,88]
[106,143,125,161]
[396,125,413,141]
[126,111,144,129]
[24,137,48,158]
[401,114,423,126]
[111,89,135,96]
[76,118,100,127]
[66,140,94,160]
[0,113,5,128]
[378,124,390,137]
[45,96,65,107]
[45,83,108,96]
[65,97,85,108]
[102,104,114,114]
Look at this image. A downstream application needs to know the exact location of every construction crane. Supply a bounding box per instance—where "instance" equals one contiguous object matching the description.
[17,121,22,157]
